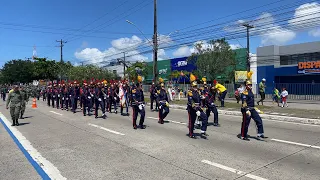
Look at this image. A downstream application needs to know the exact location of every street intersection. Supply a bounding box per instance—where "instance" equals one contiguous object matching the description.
[1,100,320,180]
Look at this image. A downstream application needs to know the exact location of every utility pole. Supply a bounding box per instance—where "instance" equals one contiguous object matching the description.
[242,23,254,72]
[153,0,158,84]
[123,52,126,79]
[56,39,67,63]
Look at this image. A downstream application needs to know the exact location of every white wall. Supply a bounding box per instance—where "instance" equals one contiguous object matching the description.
[250,53,257,85]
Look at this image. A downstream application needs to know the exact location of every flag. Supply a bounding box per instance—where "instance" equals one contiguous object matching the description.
[118,83,126,106]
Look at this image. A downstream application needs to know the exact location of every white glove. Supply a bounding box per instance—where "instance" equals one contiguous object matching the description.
[91,95,94,97]
[211,103,214,106]
[246,110,251,116]
[69,95,71,97]
[53,95,55,98]
[66,98,69,100]
[62,97,64,100]
[139,104,145,110]
[98,98,102,101]
[88,96,91,99]
[104,97,106,100]
[58,95,60,97]
[114,97,117,100]
[196,111,201,117]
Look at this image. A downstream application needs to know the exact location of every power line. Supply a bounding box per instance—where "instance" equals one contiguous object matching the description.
[56,39,67,63]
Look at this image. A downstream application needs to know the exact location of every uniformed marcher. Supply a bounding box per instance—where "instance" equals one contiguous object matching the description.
[187,74,208,139]
[81,80,91,116]
[19,85,28,119]
[202,78,219,126]
[131,76,145,129]
[157,77,169,124]
[6,85,22,126]
[94,80,106,119]
[149,81,159,111]
[240,78,267,141]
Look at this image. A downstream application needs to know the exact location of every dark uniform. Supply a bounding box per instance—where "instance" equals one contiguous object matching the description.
[82,82,91,116]
[150,83,158,111]
[157,84,169,124]
[240,81,266,141]
[203,86,219,126]
[131,83,145,129]
[109,85,117,113]
[94,83,106,119]
[187,80,208,138]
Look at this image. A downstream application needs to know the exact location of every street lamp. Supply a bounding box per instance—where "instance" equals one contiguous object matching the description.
[126,20,153,47]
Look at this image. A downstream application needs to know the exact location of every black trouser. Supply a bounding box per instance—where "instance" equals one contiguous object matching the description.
[188,108,208,136]
[51,95,56,108]
[206,106,218,124]
[241,108,264,138]
[43,94,46,101]
[2,93,6,101]
[72,97,79,113]
[132,105,145,127]
[82,97,91,115]
[56,96,60,109]
[150,95,158,110]
[108,97,117,112]
[220,91,227,107]
[159,103,169,122]
[64,96,70,110]
[258,92,266,104]
[47,95,51,106]
[95,99,105,117]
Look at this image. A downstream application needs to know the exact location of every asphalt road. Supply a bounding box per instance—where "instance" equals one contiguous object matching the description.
[1,100,320,180]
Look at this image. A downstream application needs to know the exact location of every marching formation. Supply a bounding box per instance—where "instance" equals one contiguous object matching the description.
[6,72,265,140]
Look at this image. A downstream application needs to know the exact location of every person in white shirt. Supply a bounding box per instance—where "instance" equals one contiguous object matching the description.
[280,88,288,108]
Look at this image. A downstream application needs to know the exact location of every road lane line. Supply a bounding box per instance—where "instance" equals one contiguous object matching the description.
[171,109,320,127]
[148,117,187,125]
[201,160,268,180]
[88,123,125,136]
[0,113,66,180]
[49,111,63,116]
[271,139,320,149]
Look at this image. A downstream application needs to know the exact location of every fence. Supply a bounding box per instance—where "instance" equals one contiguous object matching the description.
[142,83,320,101]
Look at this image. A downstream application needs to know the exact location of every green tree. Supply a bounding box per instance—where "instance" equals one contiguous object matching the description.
[188,38,236,82]
[126,62,151,81]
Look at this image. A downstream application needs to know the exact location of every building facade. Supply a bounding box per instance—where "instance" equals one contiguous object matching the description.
[257,41,320,94]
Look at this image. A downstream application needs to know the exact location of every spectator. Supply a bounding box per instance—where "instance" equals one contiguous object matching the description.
[280,88,289,108]
[257,78,266,105]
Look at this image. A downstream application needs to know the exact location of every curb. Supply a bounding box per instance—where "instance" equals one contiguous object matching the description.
[168,104,320,125]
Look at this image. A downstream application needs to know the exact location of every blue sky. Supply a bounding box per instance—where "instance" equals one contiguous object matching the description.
[0,0,320,67]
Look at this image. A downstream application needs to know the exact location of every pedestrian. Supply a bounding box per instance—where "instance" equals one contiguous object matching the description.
[257,78,266,105]
[213,80,227,107]
[273,87,280,107]
[6,85,22,126]
[19,85,28,119]
[281,88,289,108]
[240,80,267,141]
[2,85,7,101]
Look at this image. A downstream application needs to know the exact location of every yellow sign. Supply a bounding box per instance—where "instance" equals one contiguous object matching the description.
[235,71,249,83]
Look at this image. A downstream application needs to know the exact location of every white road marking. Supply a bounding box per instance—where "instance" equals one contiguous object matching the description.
[147,117,187,125]
[88,123,125,136]
[201,160,268,180]
[0,113,66,180]
[49,111,63,116]
[271,139,320,149]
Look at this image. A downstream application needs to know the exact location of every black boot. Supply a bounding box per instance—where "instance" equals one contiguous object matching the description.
[15,119,19,126]
[20,113,24,119]
[11,120,16,126]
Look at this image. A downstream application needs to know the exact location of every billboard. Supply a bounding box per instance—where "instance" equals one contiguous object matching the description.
[145,60,171,82]
[170,57,197,72]
[298,61,320,74]
[234,71,248,83]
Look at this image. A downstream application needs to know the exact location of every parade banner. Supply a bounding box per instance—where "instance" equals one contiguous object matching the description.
[234,71,248,83]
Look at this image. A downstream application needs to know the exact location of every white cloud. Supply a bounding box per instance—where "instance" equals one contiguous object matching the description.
[253,13,296,45]
[288,2,320,37]
[173,46,192,57]
[225,12,296,46]
[309,28,320,37]
[111,35,142,50]
[230,44,241,50]
[74,35,148,66]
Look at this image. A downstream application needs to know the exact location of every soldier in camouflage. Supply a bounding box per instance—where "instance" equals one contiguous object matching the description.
[6,85,22,126]
[19,85,28,119]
